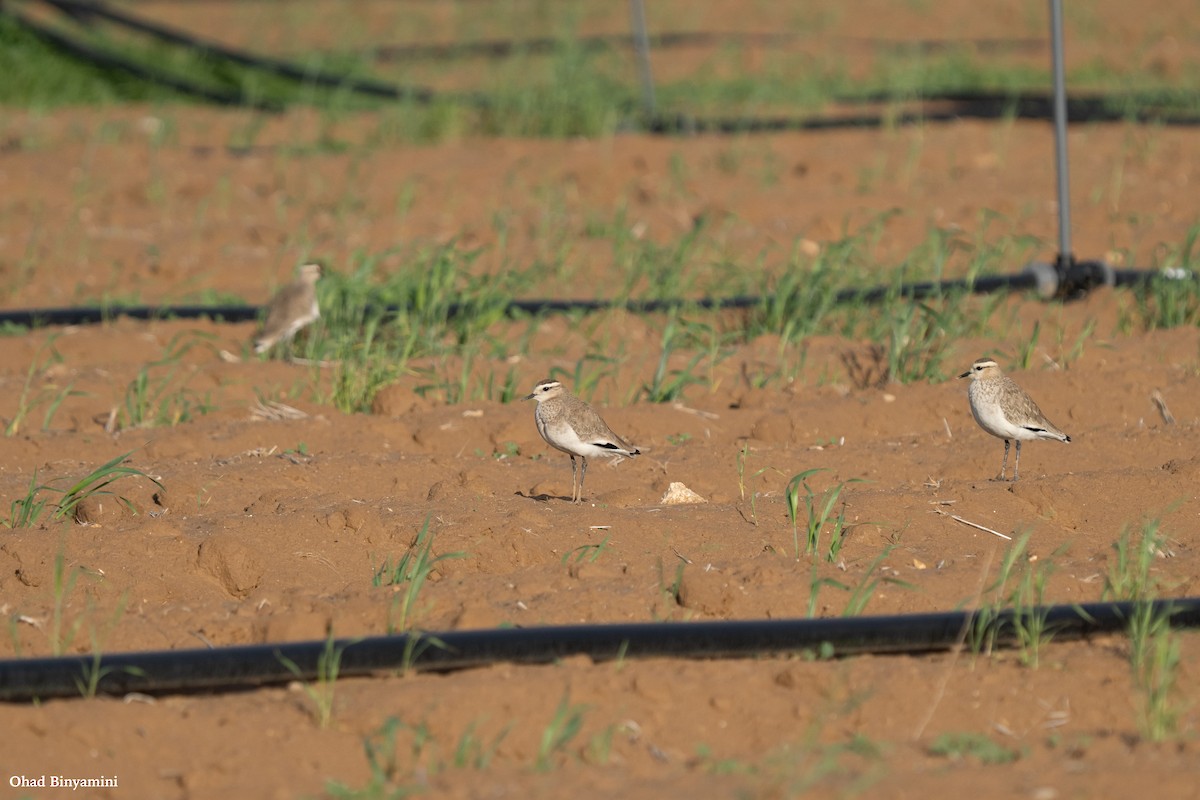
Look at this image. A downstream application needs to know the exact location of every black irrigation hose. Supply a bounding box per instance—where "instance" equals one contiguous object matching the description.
[365,33,1044,63]
[15,0,1200,128]
[505,271,1045,316]
[30,0,1041,62]
[371,31,802,62]
[0,304,260,327]
[2,598,1198,702]
[38,0,491,107]
[1,3,281,110]
[640,92,1200,135]
[0,262,1191,329]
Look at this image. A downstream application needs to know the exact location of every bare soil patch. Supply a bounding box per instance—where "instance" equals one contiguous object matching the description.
[2,2,1200,798]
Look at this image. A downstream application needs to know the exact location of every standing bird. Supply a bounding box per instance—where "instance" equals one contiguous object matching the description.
[253,262,323,356]
[524,379,641,504]
[958,358,1071,481]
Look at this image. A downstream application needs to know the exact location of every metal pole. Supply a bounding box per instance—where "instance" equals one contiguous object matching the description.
[629,0,657,117]
[1049,0,1073,263]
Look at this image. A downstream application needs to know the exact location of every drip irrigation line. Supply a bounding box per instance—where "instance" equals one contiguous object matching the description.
[370,31,803,62]
[1,3,280,110]
[0,0,1053,63]
[843,88,1195,118]
[365,34,1045,63]
[13,1,1200,128]
[36,0,492,108]
[0,263,1190,330]
[2,597,1198,702]
[0,304,260,327]
[840,37,1046,56]
[639,93,1200,136]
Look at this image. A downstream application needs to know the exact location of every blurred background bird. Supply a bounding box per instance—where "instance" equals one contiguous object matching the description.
[253,262,324,358]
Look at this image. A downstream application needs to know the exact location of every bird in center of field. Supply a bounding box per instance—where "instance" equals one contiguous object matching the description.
[524,379,641,504]
[253,262,323,356]
[958,357,1071,481]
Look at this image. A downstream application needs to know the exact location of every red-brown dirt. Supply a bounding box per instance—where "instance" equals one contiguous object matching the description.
[2,2,1200,798]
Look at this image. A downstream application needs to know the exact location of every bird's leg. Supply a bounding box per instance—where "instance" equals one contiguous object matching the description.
[996,439,1011,481]
[569,455,579,503]
[1012,440,1022,482]
[577,457,589,504]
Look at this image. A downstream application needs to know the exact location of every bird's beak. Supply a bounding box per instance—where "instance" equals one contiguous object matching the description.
[523,392,536,401]
[957,370,971,379]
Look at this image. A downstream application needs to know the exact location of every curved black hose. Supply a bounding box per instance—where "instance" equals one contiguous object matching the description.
[13,1,1200,128]
[1,2,280,110]
[2,598,1197,702]
[38,0,492,108]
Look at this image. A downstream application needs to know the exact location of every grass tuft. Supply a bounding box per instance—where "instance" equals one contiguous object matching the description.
[374,518,467,634]
[3,451,163,529]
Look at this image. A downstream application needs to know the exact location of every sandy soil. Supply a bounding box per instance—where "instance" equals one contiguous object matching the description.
[2,2,1200,798]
